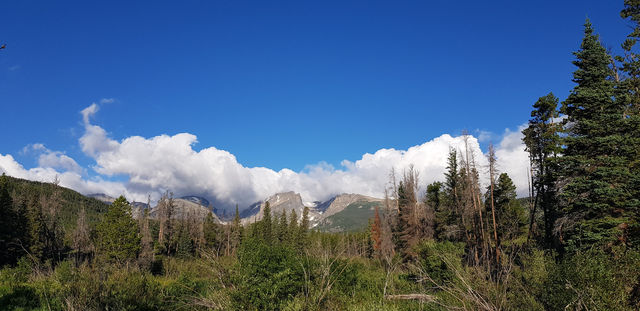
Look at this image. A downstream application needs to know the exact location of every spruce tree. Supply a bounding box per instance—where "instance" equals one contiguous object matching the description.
[426,182,444,240]
[560,20,631,251]
[298,206,310,249]
[618,0,640,249]
[442,149,463,241]
[394,181,408,252]
[277,210,288,243]
[231,204,242,254]
[288,209,298,243]
[175,221,194,258]
[261,202,273,243]
[203,212,219,252]
[96,196,141,264]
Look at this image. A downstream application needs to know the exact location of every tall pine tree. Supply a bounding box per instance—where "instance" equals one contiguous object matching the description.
[560,20,631,252]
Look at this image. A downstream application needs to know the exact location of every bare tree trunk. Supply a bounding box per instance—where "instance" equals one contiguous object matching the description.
[487,144,500,267]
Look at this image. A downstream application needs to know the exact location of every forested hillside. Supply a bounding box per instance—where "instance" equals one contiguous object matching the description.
[1,1,640,310]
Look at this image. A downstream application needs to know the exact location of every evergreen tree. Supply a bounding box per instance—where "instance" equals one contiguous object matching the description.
[27,197,47,261]
[426,182,444,240]
[175,221,194,258]
[560,20,632,252]
[27,191,64,263]
[617,0,640,249]
[288,209,298,243]
[523,92,562,248]
[261,202,273,243]
[96,196,141,264]
[298,206,310,249]
[394,181,409,253]
[441,149,463,241]
[277,209,288,243]
[203,212,220,253]
[0,173,19,266]
[231,204,242,255]
[490,173,526,242]
[394,168,426,258]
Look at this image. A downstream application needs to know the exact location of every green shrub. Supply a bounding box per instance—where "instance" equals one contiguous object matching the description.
[102,267,162,311]
[0,259,40,311]
[415,240,464,286]
[544,247,640,310]
[233,237,303,310]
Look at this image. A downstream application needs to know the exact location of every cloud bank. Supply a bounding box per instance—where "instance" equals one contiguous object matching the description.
[0,102,530,211]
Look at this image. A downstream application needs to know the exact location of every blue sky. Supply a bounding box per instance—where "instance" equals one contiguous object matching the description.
[0,1,633,207]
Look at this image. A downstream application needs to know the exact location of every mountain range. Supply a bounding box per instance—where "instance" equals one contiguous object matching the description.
[87,191,383,232]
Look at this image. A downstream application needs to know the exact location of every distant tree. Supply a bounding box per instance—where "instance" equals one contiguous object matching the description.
[299,206,310,238]
[276,209,288,243]
[288,209,298,243]
[230,204,243,255]
[203,212,221,255]
[260,202,273,243]
[27,197,46,261]
[175,220,194,258]
[96,196,140,264]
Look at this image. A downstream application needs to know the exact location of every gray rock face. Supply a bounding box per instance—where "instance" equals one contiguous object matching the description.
[240,201,262,219]
[149,198,220,223]
[179,196,210,208]
[242,191,306,224]
[320,193,383,219]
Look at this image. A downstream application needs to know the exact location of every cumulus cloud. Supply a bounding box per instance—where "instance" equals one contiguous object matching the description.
[0,102,531,211]
[493,126,530,196]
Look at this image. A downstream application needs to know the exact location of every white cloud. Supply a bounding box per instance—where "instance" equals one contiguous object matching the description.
[493,126,530,196]
[38,151,83,174]
[0,103,531,210]
[0,153,127,197]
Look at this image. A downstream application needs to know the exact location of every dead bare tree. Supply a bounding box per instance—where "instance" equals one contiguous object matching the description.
[138,196,153,269]
[71,207,93,265]
[487,144,501,268]
[157,191,175,255]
